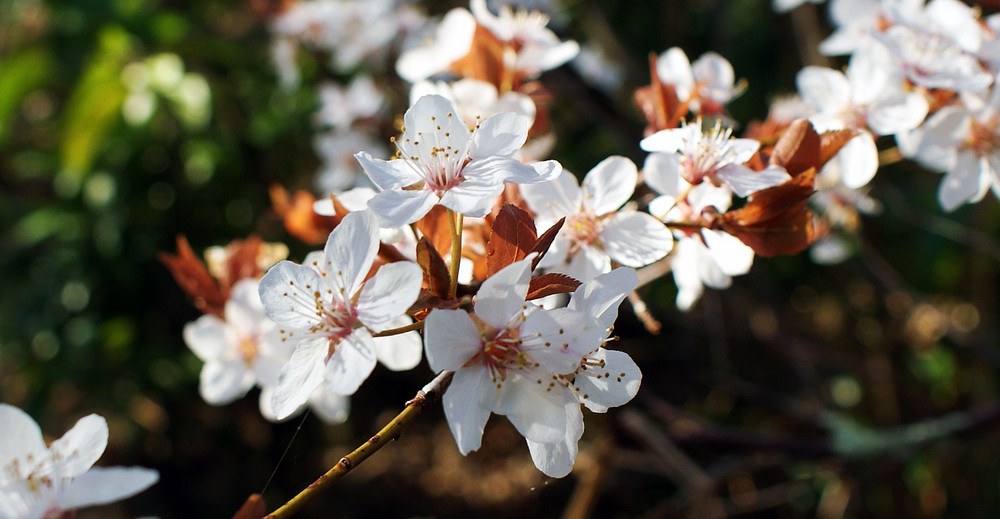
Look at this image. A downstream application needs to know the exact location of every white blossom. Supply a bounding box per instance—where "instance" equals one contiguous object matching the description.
[258,210,423,419]
[0,404,158,519]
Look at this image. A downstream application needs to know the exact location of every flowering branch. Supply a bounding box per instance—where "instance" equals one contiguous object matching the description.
[264,370,455,519]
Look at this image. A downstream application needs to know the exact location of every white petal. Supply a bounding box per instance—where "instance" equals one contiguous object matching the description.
[566,244,610,282]
[474,256,533,329]
[520,170,582,220]
[583,156,637,215]
[49,414,108,478]
[199,361,255,405]
[639,127,686,153]
[503,159,561,184]
[495,374,570,444]
[368,189,439,228]
[520,308,600,374]
[574,349,641,413]
[424,309,482,372]
[356,261,422,332]
[470,112,529,158]
[796,66,851,113]
[692,52,736,103]
[56,466,158,510]
[601,211,673,267]
[0,404,45,472]
[939,151,983,211]
[323,329,378,395]
[656,47,694,97]
[866,93,929,136]
[272,336,327,419]
[372,317,423,371]
[355,152,423,190]
[716,164,791,197]
[836,133,879,189]
[404,95,470,151]
[443,365,495,455]
[307,387,350,424]
[324,210,380,297]
[182,315,228,362]
[846,50,888,106]
[642,152,683,197]
[703,229,755,276]
[568,267,639,331]
[258,260,324,329]
[525,403,583,478]
[439,176,505,218]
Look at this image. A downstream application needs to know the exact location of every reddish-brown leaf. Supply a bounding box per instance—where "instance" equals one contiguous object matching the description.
[231,494,266,519]
[416,237,452,299]
[222,235,264,290]
[487,204,538,277]
[529,217,565,270]
[160,235,227,318]
[768,118,820,177]
[449,24,507,89]
[818,128,859,166]
[526,273,582,300]
[719,167,817,257]
[634,53,685,135]
[268,185,338,245]
[414,205,453,260]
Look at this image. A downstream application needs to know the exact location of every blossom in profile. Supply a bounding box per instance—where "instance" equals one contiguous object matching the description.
[520,156,673,281]
[0,404,158,519]
[644,151,754,311]
[640,119,790,198]
[356,94,559,227]
[258,210,423,419]
[423,256,604,466]
[468,0,579,78]
[654,47,742,117]
[525,267,642,477]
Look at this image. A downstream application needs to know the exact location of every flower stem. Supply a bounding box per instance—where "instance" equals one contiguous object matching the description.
[447,210,463,300]
[263,371,455,519]
[371,320,425,337]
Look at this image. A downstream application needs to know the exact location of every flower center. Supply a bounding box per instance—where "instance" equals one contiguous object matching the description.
[964,118,1000,157]
[566,211,601,246]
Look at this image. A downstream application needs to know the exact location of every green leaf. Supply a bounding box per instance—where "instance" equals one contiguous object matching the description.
[0,46,54,143]
[59,26,133,190]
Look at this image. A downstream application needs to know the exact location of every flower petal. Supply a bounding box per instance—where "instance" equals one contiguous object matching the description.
[495,373,570,444]
[324,210,380,297]
[258,260,324,329]
[372,317,423,371]
[424,309,483,372]
[525,403,583,478]
[601,211,673,267]
[568,267,638,331]
[474,256,533,329]
[49,414,107,479]
[439,175,505,217]
[182,315,229,362]
[0,404,46,473]
[308,387,351,424]
[368,189,439,228]
[702,229,754,276]
[272,336,327,420]
[56,466,158,511]
[470,112,529,158]
[356,261,422,332]
[199,360,255,405]
[716,164,791,197]
[520,308,601,373]
[643,152,683,198]
[355,152,423,190]
[939,151,983,211]
[323,329,378,396]
[443,365,495,455]
[583,156,637,215]
[574,349,642,413]
[520,169,582,220]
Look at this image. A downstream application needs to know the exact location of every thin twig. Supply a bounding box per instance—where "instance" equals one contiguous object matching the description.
[371,320,424,337]
[263,371,454,519]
